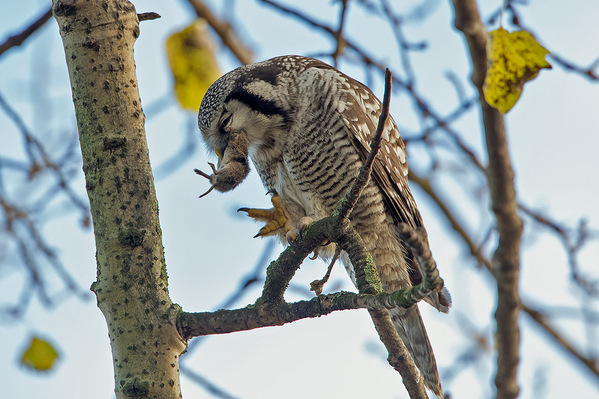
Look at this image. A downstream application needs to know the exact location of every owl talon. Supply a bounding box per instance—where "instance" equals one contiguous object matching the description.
[238,194,290,238]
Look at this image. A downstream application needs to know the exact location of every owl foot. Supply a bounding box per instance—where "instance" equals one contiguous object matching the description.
[238,194,291,238]
[310,246,342,295]
[285,216,314,243]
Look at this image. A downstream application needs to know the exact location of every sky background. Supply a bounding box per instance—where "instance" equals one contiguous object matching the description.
[1,0,598,398]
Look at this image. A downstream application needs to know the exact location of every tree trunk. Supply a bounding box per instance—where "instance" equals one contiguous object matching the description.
[52,1,186,398]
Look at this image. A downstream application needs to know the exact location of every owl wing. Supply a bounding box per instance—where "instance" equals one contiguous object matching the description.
[333,71,423,229]
[331,68,451,313]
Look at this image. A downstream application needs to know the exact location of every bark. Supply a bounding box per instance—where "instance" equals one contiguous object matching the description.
[52,1,185,398]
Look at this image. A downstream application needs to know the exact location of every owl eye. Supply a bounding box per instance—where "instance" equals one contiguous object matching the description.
[220,114,232,131]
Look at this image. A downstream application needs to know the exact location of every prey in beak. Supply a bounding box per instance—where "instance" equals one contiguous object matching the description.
[194,130,250,197]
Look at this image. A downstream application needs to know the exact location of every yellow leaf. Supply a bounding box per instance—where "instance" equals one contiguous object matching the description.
[483,27,552,113]
[21,337,60,371]
[166,19,222,111]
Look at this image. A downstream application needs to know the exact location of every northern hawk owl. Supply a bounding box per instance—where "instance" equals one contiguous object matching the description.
[197,55,450,396]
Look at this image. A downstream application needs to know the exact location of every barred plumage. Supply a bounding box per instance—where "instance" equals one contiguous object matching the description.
[198,55,450,396]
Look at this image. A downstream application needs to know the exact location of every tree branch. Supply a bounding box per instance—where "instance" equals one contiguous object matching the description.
[0,7,53,57]
[452,2,523,398]
[187,0,253,66]
[181,287,433,337]
[410,168,599,382]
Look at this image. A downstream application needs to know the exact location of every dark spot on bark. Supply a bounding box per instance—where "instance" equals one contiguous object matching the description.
[83,40,100,52]
[122,380,149,396]
[53,3,77,17]
[114,176,122,192]
[118,228,146,247]
[103,136,126,150]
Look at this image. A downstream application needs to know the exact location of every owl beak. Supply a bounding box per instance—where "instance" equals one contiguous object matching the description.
[213,146,225,169]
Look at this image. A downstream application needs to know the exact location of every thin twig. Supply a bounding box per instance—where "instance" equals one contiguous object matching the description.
[409,168,599,382]
[331,0,349,67]
[187,0,253,65]
[137,12,161,22]
[0,7,53,57]
[548,53,599,81]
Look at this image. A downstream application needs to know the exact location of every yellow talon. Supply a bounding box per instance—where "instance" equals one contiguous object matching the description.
[238,194,290,238]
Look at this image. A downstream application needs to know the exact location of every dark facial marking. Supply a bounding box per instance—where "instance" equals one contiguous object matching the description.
[225,87,288,119]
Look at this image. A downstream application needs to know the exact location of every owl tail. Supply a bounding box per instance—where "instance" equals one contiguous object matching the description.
[389,306,443,397]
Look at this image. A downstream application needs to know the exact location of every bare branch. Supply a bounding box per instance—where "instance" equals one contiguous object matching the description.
[179,364,240,399]
[0,90,90,216]
[408,169,491,269]
[137,12,161,22]
[523,304,599,379]
[503,4,599,82]
[331,0,349,67]
[410,168,599,383]
[187,0,253,66]
[520,204,599,298]
[452,2,523,398]
[368,308,428,398]
[548,53,599,81]
[181,286,433,337]
[0,7,53,57]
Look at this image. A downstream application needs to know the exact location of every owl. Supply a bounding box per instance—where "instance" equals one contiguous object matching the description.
[197,55,450,396]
